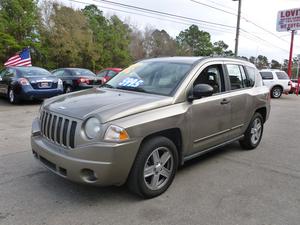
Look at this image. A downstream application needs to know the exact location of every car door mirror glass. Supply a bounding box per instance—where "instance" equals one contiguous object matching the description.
[190,84,214,100]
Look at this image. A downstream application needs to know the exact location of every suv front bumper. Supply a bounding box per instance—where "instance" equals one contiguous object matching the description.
[31,118,140,186]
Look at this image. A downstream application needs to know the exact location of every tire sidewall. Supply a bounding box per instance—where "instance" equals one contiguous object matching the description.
[8,88,17,104]
[134,137,178,198]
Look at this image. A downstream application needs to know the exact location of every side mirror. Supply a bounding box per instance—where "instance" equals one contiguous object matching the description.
[189,84,214,100]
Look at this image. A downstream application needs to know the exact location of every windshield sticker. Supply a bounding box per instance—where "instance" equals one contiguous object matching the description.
[118,77,144,87]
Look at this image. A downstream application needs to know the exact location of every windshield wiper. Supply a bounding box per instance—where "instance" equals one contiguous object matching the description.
[116,86,146,93]
[100,83,115,89]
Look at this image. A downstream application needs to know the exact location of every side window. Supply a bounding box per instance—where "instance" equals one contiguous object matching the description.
[244,66,256,87]
[0,69,6,78]
[194,64,225,94]
[63,70,72,77]
[52,70,64,77]
[4,69,15,78]
[97,70,108,77]
[260,72,273,80]
[226,64,243,90]
[107,70,117,78]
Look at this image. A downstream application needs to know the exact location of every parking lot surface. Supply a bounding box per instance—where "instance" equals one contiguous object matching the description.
[0,95,300,225]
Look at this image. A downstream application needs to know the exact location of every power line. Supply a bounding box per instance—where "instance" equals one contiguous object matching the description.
[190,0,296,46]
[66,0,236,34]
[65,0,290,54]
[93,0,236,29]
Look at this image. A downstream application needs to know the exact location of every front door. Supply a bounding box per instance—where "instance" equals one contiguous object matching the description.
[189,63,232,154]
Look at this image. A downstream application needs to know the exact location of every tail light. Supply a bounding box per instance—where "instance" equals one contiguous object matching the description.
[77,77,90,84]
[18,78,30,85]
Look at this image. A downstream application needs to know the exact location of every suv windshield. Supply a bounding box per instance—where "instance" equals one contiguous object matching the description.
[275,71,289,80]
[17,67,51,77]
[105,61,192,96]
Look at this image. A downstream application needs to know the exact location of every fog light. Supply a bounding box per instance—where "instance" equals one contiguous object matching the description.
[81,169,97,182]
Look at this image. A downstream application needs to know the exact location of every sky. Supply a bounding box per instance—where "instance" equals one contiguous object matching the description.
[60,0,300,63]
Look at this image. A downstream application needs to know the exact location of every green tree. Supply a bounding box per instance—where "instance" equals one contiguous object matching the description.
[256,55,269,69]
[0,0,39,66]
[176,25,213,56]
[270,59,281,69]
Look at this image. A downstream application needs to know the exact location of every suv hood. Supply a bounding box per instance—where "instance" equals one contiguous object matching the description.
[44,88,173,122]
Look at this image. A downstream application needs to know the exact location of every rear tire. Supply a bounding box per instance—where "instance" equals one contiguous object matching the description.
[127,136,178,198]
[239,113,264,150]
[271,86,282,98]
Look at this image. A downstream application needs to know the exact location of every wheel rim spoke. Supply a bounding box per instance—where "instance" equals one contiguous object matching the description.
[152,150,160,164]
[160,167,171,178]
[160,151,171,166]
[150,174,160,188]
[144,165,155,178]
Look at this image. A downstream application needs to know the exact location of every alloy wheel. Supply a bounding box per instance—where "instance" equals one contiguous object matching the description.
[143,147,174,191]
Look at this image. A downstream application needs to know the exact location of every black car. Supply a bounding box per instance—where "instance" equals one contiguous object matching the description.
[0,66,64,104]
[52,68,101,93]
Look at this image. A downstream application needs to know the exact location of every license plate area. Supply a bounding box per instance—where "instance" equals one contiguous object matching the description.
[39,82,50,88]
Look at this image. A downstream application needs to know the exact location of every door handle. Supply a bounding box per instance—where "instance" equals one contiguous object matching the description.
[220,98,230,105]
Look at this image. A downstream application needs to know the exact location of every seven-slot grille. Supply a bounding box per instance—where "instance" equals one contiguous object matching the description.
[40,111,77,148]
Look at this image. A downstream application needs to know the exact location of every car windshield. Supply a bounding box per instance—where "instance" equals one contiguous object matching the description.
[17,67,51,77]
[72,69,95,77]
[105,61,192,96]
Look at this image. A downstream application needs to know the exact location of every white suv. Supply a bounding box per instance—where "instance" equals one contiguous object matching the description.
[259,69,291,98]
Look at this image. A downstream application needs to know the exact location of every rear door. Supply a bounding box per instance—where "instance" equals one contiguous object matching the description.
[224,63,254,139]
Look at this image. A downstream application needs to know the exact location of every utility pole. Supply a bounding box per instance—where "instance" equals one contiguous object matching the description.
[233,0,242,57]
[287,30,295,78]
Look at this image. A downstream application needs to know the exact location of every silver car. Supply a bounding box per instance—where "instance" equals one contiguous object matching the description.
[31,57,270,198]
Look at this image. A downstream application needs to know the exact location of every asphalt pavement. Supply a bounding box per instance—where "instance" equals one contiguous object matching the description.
[0,95,300,225]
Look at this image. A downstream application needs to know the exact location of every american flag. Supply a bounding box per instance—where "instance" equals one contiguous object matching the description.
[4,48,32,67]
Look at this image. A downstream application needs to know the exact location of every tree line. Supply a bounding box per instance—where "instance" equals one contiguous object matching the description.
[0,0,298,75]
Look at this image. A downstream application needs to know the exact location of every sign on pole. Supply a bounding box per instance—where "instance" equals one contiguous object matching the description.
[277,8,300,32]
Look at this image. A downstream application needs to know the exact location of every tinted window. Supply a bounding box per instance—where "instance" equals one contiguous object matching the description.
[71,69,95,77]
[17,67,51,77]
[244,66,256,87]
[260,72,273,80]
[97,70,107,77]
[107,70,117,78]
[226,64,243,90]
[107,61,192,96]
[276,71,289,80]
[194,65,224,94]
[52,70,64,77]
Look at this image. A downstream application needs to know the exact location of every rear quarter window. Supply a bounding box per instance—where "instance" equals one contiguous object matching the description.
[244,66,256,87]
[275,71,289,80]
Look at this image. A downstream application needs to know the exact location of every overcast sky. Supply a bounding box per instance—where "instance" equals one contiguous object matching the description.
[61,0,300,63]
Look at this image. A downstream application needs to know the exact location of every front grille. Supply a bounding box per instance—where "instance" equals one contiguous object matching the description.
[40,111,77,148]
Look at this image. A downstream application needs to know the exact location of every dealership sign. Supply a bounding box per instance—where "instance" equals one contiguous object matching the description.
[277,8,300,32]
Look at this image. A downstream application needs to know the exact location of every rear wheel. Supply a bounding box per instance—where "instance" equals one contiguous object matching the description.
[127,136,178,198]
[7,88,19,104]
[271,86,282,98]
[239,113,264,150]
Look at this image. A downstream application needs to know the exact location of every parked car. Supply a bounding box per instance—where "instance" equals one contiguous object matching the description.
[96,68,122,83]
[259,69,291,98]
[52,68,100,93]
[31,57,270,198]
[0,66,63,104]
[290,79,300,94]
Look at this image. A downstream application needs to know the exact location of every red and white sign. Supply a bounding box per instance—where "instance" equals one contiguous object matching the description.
[277,8,300,32]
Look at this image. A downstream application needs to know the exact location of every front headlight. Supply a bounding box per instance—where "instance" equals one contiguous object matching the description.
[104,125,129,141]
[84,117,101,139]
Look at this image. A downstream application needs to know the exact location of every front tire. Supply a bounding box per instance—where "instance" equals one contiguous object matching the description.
[65,86,73,93]
[127,136,178,198]
[8,88,19,104]
[271,86,282,98]
[239,113,264,150]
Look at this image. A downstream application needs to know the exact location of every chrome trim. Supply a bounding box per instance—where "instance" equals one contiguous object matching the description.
[194,129,231,143]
